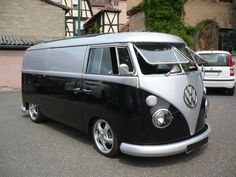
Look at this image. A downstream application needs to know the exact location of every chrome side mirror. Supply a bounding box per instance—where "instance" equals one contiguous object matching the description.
[119,63,130,75]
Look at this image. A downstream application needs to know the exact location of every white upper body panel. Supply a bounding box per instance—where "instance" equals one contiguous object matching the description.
[28,32,186,50]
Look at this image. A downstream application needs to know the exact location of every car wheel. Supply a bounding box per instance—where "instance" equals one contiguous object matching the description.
[29,103,44,123]
[92,119,119,157]
[228,87,235,96]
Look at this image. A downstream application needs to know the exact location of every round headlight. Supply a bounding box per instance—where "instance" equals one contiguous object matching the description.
[152,109,173,128]
[146,95,158,107]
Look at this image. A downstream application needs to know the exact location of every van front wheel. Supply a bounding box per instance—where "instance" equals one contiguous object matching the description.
[92,119,119,157]
[29,103,44,123]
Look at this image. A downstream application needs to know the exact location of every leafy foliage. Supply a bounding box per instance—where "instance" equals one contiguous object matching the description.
[140,0,215,48]
[87,20,100,34]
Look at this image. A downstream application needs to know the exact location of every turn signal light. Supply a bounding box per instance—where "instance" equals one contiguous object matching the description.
[230,67,234,76]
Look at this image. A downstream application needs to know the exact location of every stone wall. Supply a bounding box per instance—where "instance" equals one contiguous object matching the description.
[129,11,146,32]
[184,0,236,29]
[0,0,65,39]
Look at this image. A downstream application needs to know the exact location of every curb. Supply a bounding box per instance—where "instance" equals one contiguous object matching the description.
[0,87,20,93]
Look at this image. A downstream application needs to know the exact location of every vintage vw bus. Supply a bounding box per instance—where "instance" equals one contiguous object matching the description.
[21,32,211,157]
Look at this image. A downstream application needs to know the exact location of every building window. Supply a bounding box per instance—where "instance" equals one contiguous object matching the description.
[73,0,79,8]
[73,0,78,5]
[218,29,234,52]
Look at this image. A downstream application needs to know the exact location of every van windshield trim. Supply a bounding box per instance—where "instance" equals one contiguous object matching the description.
[134,45,189,65]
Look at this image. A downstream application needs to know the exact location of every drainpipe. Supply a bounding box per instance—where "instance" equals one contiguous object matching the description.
[77,0,80,36]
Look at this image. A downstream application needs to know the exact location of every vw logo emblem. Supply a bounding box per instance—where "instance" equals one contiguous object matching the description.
[183,85,198,108]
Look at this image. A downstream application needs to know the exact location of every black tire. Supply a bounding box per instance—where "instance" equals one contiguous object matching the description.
[228,87,235,96]
[92,118,119,157]
[28,103,44,123]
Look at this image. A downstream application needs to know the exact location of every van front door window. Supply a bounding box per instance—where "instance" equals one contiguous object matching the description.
[117,47,133,72]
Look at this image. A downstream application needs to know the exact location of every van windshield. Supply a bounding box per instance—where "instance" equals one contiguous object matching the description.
[180,47,208,65]
[134,43,198,75]
[198,53,229,66]
[134,44,189,64]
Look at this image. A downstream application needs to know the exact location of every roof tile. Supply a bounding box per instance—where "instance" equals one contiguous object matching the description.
[0,35,48,49]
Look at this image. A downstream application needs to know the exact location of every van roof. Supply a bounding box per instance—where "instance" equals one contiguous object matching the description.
[28,32,186,50]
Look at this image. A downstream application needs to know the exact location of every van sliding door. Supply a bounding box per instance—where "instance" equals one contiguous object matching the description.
[42,46,86,130]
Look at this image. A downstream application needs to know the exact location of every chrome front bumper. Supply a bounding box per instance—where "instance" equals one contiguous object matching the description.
[120,123,211,157]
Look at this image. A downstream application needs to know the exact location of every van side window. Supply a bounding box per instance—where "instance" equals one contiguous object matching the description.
[117,48,133,72]
[87,48,103,74]
[87,47,118,75]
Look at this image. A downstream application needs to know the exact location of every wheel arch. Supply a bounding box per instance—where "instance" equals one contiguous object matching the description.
[87,116,99,134]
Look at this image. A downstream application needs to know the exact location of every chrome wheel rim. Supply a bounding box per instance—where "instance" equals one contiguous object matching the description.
[29,103,39,121]
[93,119,114,154]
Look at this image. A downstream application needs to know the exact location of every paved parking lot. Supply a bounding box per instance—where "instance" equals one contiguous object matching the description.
[0,89,236,177]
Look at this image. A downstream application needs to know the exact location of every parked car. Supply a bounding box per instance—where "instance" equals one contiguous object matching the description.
[196,50,235,95]
[21,32,211,157]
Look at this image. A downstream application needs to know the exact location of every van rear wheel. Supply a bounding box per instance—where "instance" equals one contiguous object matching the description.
[29,103,44,123]
[92,119,119,157]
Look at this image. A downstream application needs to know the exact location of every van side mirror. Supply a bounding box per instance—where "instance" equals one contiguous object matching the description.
[232,60,235,65]
[119,63,130,75]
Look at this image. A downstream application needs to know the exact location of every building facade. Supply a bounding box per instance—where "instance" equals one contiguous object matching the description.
[60,0,128,36]
[83,3,121,34]
[0,0,69,90]
[61,0,93,36]
[91,0,128,31]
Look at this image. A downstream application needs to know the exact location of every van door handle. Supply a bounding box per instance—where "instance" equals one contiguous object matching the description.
[73,87,81,94]
[82,89,91,94]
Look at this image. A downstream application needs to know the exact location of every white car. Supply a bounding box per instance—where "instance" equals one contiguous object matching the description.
[196,50,235,95]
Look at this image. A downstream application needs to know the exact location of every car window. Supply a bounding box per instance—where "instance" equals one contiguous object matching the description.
[86,47,118,75]
[198,53,229,66]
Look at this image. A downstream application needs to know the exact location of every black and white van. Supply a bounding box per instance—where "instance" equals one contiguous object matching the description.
[21,32,211,157]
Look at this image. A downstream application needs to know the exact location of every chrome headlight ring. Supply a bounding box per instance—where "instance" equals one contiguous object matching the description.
[152,109,173,129]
